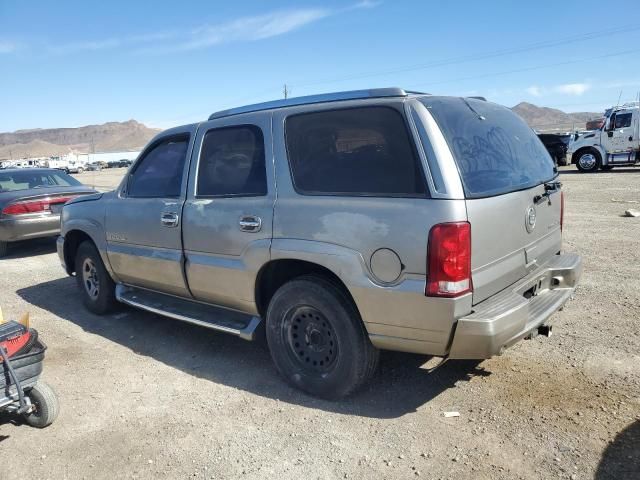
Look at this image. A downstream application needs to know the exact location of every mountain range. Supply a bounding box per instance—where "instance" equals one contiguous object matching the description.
[511,102,601,132]
[0,102,604,160]
[0,120,160,160]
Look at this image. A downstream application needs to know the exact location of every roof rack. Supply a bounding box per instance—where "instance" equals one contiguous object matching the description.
[208,88,425,120]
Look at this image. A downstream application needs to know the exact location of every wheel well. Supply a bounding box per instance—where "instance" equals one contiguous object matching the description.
[572,146,598,164]
[63,230,94,274]
[255,259,358,318]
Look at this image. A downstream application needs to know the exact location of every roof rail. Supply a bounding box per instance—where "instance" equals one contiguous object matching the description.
[208,87,423,120]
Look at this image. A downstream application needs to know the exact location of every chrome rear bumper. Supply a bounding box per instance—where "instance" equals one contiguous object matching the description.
[448,253,582,359]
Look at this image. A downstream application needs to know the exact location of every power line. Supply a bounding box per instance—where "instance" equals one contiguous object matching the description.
[405,48,640,90]
[290,24,640,89]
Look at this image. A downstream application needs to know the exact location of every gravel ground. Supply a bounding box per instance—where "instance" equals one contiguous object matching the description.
[1,167,638,480]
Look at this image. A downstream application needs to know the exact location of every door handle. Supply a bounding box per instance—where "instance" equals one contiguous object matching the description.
[161,212,179,228]
[239,215,262,232]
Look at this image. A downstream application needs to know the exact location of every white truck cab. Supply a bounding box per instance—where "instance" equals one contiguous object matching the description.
[567,102,640,172]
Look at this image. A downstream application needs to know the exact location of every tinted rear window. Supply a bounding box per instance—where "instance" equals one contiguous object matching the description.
[285,106,427,196]
[420,97,556,198]
[0,170,81,192]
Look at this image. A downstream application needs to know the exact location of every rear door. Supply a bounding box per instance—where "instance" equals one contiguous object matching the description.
[105,126,196,297]
[181,113,274,313]
[420,97,561,304]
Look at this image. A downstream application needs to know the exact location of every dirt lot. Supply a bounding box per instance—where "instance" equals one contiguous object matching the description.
[1,167,639,480]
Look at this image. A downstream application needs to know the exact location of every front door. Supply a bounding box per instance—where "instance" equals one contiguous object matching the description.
[105,126,196,297]
[182,113,274,314]
[603,110,634,153]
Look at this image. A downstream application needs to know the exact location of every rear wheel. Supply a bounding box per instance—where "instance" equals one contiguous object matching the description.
[576,149,601,172]
[0,241,8,258]
[266,275,379,399]
[75,241,117,314]
[24,382,59,428]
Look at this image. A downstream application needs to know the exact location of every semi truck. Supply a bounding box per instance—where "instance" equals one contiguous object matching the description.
[567,102,640,172]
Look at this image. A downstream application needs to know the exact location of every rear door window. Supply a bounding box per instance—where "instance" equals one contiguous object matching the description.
[127,136,189,198]
[420,97,556,198]
[196,125,267,197]
[285,106,427,196]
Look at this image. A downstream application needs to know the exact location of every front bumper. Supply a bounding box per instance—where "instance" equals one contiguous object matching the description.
[448,253,582,359]
[0,214,61,242]
[56,235,67,271]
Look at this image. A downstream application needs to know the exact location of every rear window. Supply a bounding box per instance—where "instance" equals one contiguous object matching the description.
[420,97,556,198]
[285,106,427,196]
[0,170,81,192]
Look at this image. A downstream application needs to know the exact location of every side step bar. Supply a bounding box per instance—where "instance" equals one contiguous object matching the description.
[115,285,261,341]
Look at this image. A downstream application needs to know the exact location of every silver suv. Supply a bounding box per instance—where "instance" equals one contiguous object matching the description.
[57,88,582,398]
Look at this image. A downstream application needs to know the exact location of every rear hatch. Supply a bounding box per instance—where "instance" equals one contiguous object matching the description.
[421,97,562,304]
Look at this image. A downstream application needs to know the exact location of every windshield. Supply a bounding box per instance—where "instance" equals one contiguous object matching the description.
[0,170,82,192]
[420,97,557,198]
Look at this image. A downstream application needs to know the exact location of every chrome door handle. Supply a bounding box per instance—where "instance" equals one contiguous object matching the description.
[161,212,179,228]
[239,215,262,232]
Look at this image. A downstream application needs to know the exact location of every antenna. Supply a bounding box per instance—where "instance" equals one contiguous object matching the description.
[616,90,623,108]
[283,84,290,99]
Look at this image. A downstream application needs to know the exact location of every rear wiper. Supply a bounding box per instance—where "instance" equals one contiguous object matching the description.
[534,180,562,205]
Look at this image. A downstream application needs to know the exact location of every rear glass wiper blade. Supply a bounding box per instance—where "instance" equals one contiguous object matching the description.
[460,98,485,120]
[534,180,562,205]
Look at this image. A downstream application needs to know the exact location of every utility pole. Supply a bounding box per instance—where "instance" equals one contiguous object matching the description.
[283,84,290,99]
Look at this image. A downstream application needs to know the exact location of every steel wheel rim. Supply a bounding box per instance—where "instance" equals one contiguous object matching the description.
[283,305,339,375]
[82,258,100,299]
[579,153,596,170]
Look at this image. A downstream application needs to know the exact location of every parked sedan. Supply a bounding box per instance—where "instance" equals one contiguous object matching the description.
[0,168,96,257]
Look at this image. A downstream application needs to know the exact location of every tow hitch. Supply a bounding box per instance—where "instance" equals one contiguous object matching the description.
[526,324,553,340]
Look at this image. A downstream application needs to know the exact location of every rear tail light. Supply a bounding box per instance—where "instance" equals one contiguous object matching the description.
[1,196,77,216]
[560,191,565,232]
[426,222,472,298]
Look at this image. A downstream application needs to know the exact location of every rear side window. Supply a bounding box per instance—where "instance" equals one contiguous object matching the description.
[285,107,427,196]
[197,125,267,197]
[421,97,556,198]
[128,136,189,198]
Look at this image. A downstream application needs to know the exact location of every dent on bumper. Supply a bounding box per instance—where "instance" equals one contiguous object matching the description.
[448,253,583,359]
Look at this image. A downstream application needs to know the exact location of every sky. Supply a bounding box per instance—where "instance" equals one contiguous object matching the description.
[1,0,640,132]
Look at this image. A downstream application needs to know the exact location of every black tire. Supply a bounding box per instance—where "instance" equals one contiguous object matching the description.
[0,241,7,258]
[266,275,379,399]
[75,241,117,314]
[576,148,601,173]
[24,381,59,428]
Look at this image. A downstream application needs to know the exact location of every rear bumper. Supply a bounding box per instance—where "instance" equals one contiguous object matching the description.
[0,214,60,242]
[448,252,582,359]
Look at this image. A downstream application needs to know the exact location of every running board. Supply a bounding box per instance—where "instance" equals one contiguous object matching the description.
[115,285,261,341]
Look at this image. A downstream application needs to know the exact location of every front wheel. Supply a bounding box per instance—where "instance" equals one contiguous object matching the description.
[0,241,8,258]
[24,382,59,428]
[266,276,379,399]
[576,149,601,173]
[75,241,117,314]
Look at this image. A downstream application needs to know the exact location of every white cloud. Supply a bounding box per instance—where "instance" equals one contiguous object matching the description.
[40,2,378,55]
[554,83,590,96]
[174,8,331,52]
[526,85,542,97]
[0,41,18,54]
